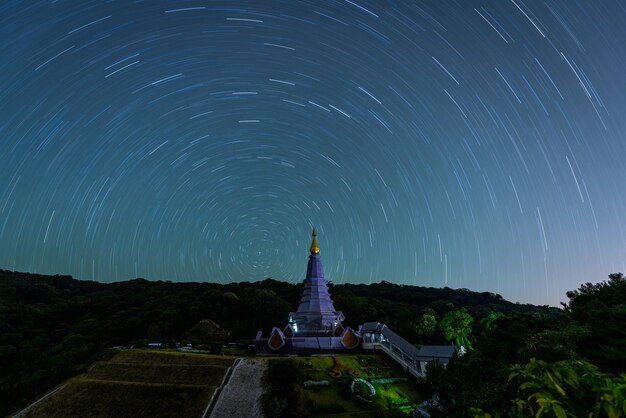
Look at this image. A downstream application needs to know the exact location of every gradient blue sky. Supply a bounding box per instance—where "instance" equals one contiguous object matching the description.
[2,1,626,306]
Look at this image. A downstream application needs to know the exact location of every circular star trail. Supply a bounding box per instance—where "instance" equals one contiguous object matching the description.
[2,1,626,305]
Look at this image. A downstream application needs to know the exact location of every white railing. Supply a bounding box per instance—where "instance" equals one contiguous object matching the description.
[368,340,423,378]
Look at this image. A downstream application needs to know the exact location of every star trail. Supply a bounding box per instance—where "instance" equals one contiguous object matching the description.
[2,1,626,306]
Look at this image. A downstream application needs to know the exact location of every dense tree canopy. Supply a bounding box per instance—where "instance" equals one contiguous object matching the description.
[415,312,437,344]
[425,273,626,418]
[508,358,626,418]
[439,308,474,348]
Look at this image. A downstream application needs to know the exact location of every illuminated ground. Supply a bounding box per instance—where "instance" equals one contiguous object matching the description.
[295,354,425,416]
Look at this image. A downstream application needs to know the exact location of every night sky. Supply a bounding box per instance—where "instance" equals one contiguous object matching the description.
[2,1,626,306]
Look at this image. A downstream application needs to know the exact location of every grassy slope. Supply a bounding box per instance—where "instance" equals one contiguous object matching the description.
[27,379,213,418]
[27,350,234,418]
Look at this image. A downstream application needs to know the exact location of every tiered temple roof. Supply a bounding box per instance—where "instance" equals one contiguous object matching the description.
[288,229,344,334]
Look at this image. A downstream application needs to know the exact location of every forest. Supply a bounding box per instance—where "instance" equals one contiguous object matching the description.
[0,269,623,417]
[424,273,626,417]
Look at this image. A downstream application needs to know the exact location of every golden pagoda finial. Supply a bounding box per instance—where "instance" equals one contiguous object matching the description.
[310,227,320,255]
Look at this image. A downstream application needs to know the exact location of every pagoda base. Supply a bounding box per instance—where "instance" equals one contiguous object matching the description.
[254,336,358,354]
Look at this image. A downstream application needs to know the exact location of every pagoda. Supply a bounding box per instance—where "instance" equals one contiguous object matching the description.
[255,228,359,352]
[287,228,345,334]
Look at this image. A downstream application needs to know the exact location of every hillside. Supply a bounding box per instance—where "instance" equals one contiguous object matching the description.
[0,269,545,416]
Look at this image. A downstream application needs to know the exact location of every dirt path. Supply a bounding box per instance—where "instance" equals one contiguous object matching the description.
[209,358,267,418]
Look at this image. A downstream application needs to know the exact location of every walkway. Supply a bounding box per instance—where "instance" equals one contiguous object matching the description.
[208,358,267,418]
[360,322,458,377]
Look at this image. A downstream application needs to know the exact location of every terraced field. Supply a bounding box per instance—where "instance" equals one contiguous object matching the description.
[27,350,235,418]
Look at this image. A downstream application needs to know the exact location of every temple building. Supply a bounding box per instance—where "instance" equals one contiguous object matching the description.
[255,229,358,352]
[254,228,460,376]
[287,228,344,334]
